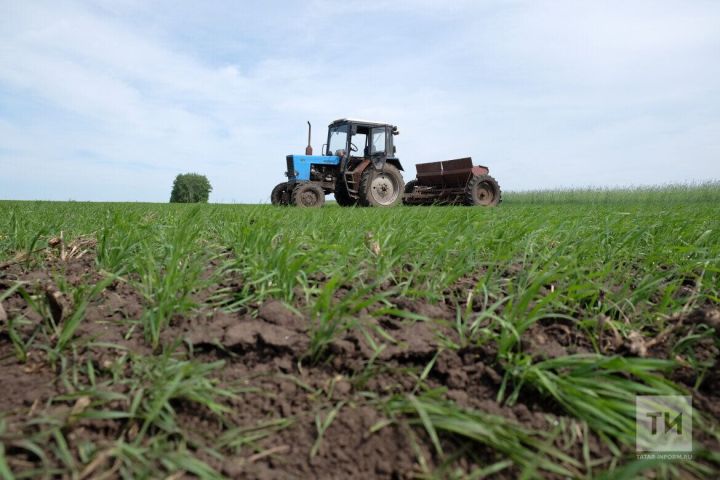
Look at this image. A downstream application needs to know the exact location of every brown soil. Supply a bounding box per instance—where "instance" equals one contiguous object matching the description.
[1,256,719,479]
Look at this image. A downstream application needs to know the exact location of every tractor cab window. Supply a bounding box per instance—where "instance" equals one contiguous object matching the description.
[327,125,348,156]
[352,132,367,156]
[370,127,386,155]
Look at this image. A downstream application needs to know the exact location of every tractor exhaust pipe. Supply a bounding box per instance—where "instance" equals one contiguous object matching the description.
[305,121,313,155]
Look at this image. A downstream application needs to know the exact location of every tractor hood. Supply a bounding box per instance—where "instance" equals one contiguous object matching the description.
[286,154,341,181]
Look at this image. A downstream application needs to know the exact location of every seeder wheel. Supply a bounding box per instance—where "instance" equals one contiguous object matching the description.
[465,175,501,206]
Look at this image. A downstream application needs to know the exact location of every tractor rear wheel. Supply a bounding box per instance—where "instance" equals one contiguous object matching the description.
[292,183,325,208]
[358,164,404,207]
[465,175,501,206]
[271,182,291,206]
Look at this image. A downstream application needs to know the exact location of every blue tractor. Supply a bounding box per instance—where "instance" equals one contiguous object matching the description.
[271,118,405,207]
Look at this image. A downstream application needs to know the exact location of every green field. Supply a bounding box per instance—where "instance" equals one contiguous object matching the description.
[1,185,719,479]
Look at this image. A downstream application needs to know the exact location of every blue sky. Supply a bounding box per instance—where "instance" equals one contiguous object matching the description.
[1,0,719,202]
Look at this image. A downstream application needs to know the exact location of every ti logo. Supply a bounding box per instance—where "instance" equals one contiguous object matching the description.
[636,396,692,453]
[645,410,683,435]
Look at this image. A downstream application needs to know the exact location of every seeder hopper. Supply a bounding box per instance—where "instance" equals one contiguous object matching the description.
[403,157,501,206]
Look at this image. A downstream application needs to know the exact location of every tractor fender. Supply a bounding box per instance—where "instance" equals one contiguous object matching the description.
[371,158,404,172]
[386,158,404,171]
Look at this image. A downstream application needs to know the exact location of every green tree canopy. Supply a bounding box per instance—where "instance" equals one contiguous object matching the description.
[169,173,212,203]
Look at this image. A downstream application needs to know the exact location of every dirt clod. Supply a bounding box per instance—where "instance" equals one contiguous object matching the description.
[45,285,70,323]
[223,318,308,352]
[523,325,568,360]
[689,307,720,330]
[258,300,306,331]
[626,331,648,357]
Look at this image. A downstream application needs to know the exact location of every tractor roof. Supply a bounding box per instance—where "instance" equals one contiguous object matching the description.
[330,118,397,129]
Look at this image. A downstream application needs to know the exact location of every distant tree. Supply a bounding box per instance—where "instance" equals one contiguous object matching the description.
[170,173,212,203]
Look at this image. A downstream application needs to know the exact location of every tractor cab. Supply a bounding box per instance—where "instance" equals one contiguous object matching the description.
[325,118,402,173]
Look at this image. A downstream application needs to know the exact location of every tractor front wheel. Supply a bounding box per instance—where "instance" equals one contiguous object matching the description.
[465,175,501,206]
[292,183,325,208]
[271,182,291,206]
[358,164,404,207]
